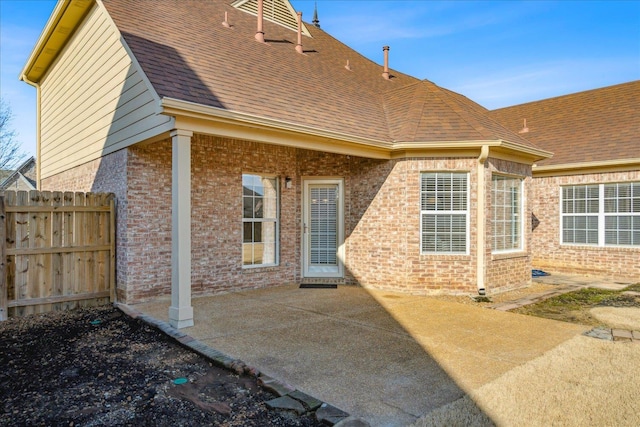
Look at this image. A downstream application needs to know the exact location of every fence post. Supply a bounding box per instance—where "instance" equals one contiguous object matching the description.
[109,196,116,303]
[0,196,7,321]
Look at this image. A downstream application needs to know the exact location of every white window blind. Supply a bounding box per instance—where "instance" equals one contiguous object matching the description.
[492,175,523,252]
[561,182,639,247]
[604,182,640,246]
[309,186,338,265]
[420,172,468,254]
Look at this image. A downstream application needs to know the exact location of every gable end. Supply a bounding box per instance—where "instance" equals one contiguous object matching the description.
[232,0,311,36]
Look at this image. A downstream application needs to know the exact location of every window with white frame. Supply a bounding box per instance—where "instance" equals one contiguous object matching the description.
[242,174,279,266]
[561,182,639,246]
[492,175,523,252]
[604,182,640,246]
[562,185,599,244]
[420,172,468,254]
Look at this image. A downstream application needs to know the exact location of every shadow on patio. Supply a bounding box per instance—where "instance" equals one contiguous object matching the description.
[133,284,586,426]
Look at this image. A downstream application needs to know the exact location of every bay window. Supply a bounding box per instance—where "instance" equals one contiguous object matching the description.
[492,175,523,252]
[420,172,469,254]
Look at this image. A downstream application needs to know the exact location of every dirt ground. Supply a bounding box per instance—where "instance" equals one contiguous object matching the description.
[434,282,640,329]
[2,282,637,426]
[0,306,322,427]
[512,284,640,327]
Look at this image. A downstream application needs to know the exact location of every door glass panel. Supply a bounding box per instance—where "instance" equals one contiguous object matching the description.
[310,185,338,266]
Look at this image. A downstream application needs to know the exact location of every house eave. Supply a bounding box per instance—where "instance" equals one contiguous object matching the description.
[160,98,555,164]
[391,139,552,163]
[160,97,393,158]
[20,0,94,84]
[533,158,640,177]
[499,140,553,162]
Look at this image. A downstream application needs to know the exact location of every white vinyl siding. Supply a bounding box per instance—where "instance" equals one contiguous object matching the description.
[39,3,173,179]
[242,174,279,267]
[492,175,523,252]
[561,182,640,246]
[420,172,469,254]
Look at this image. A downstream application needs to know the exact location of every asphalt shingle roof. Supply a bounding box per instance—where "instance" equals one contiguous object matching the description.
[102,0,542,150]
[491,81,640,166]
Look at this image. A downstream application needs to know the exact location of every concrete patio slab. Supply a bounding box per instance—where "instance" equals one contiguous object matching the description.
[134,284,587,426]
[532,272,634,289]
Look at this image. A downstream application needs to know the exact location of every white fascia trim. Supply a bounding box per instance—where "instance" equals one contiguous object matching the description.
[533,158,640,174]
[392,140,503,150]
[393,139,552,161]
[498,139,554,161]
[160,97,392,150]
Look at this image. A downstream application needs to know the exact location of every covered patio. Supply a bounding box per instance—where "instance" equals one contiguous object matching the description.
[132,284,587,425]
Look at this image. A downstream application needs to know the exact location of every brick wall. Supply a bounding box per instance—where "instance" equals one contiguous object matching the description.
[346,158,482,294]
[124,143,172,302]
[40,135,538,302]
[345,157,399,288]
[531,170,640,281]
[191,136,299,295]
[40,150,130,300]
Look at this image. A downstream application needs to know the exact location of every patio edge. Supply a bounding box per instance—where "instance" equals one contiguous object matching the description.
[114,302,363,426]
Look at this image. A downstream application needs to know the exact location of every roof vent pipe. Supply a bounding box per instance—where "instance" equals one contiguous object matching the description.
[382,46,390,80]
[222,11,231,28]
[295,12,303,53]
[519,118,529,133]
[345,60,352,71]
[255,0,265,42]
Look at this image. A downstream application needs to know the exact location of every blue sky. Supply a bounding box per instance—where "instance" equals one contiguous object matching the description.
[1,0,639,158]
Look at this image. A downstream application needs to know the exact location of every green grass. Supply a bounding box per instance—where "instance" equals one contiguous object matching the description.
[513,284,640,327]
[624,283,640,293]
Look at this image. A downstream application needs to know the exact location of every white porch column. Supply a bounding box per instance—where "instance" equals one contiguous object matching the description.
[169,129,194,328]
[476,145,489,295]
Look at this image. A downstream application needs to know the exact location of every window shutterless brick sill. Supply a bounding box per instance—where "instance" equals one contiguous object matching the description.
[491,251,528,261]
[419,253,471,259]
[559,244,640,251]
[241,265,280,274]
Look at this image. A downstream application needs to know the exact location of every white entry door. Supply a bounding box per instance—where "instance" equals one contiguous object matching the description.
[303,179,344,278]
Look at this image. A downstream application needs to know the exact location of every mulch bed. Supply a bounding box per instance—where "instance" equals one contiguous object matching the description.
[0,305,322,426]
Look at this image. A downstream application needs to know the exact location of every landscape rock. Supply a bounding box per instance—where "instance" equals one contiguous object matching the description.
[333,416,371,427]
[265,396,306,415]
[316,403,350,425]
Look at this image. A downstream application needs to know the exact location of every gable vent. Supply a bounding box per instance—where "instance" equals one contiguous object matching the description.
[232,0,311,36]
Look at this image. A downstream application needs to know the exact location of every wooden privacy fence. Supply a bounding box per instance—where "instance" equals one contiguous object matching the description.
[0,191,116,320]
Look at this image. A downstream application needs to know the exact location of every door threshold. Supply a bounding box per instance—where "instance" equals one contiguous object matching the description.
[300,277,345,285]
[299,283,338,289]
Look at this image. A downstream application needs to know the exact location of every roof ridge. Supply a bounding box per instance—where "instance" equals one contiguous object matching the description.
[433,83,542,148]
[424,81,494,140]
[489,81,639,166]
[492,80,640,112]
[0,156,36,189]
[381,81,429,141]
[408,85,429,141]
